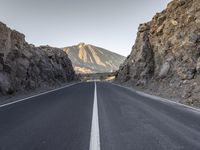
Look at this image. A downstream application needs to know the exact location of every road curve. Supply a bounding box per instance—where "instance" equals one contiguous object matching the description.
[0,82,200,150]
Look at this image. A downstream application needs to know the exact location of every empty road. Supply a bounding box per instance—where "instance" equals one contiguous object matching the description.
[0,82,200,150]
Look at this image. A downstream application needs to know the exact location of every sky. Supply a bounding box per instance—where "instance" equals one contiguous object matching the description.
[0,0,171,56]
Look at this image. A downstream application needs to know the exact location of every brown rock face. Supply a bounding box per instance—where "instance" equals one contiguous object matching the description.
[0,22,76,95]
[0,23,26,59]
[116,0,200,106]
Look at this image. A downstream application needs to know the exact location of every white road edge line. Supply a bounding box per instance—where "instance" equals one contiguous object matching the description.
[0,82,80,108]
[112,83,200,114]
[89,82,101,150]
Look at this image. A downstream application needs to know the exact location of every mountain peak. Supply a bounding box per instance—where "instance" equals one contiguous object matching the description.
[77,42,87,48]
[63,44,125,74]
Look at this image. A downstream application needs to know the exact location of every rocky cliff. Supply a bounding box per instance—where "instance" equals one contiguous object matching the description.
[116,0,200,106]
[0,22,76,95]
[63,43,125,74]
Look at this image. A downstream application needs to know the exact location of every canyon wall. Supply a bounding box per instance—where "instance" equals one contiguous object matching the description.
[0,22,76,95]
[116,0,200,106]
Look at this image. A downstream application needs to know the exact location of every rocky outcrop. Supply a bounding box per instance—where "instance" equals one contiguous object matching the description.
[63,43,125,74]
[0,22,76,95]
[116,0,200,106]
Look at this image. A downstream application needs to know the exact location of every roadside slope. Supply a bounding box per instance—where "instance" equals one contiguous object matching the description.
[0,22,76,96]
[116,0,200,106]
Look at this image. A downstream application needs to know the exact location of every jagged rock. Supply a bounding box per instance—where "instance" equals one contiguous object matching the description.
[116,0,200,106]
[0,22,76,95]
[117,22,154,86]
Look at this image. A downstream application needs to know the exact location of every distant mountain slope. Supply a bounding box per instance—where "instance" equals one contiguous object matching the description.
[63,43,125,73]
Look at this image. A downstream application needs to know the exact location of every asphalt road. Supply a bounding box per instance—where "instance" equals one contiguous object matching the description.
[0,82,200,150]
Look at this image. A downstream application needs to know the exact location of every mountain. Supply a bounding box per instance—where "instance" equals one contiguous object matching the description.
[63,43,125,74]
[0,22,76,95]
[116,0,200,106]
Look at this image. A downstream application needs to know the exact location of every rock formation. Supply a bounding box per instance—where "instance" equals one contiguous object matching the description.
[0,22,76,95]
[63,43,125,74]
[116,0,200,106]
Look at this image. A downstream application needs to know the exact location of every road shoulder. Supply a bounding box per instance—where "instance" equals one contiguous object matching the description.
[0,81,80,107]
[111,82,200,114]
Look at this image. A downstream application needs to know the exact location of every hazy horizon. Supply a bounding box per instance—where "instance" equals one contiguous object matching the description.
[0,0,171,56]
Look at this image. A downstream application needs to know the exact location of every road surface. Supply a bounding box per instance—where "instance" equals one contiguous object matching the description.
[0,82,200,150]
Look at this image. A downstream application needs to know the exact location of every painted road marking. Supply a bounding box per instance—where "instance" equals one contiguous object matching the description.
[0,82,79,108]
[89,82,101,150]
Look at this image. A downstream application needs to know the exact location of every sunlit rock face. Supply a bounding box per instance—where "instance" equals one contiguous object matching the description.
[63,43,125,74]
[116,0,200,106]
[0,22,76,95]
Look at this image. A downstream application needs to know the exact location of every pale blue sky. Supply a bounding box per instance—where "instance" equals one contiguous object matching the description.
[0,0,171,56]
